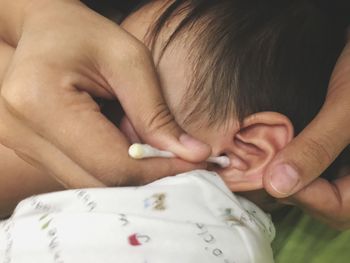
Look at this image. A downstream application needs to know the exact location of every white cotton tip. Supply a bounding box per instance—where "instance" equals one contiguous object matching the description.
[128,143,145,159]
[128,144,175,159]
[206,156,231,168]
[128,143,230,168]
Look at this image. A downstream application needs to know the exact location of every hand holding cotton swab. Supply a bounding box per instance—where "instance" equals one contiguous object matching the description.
[128,143,230,168]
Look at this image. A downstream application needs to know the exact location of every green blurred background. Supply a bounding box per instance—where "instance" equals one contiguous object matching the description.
[272,207,350,263]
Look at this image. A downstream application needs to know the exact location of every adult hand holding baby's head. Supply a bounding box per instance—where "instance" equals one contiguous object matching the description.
[264,40,350,229]
[0,0,210,189]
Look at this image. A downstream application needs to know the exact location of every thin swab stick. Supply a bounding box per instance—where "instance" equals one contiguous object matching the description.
[128,143,230,168]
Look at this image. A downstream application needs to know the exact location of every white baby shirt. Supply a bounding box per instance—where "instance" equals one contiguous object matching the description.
[0,170,275,263]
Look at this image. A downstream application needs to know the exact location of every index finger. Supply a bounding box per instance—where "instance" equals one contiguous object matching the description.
[287,175,350,229]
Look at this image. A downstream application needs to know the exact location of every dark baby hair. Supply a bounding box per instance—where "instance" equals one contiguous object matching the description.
[134,0,350,179]
[87,0,349,179]
[139,0,347,134]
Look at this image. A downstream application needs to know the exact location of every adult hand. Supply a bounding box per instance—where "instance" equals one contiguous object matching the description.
[263,40,350,229]
[0,0,210,189]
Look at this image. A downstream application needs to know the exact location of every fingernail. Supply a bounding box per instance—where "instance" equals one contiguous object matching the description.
[269,164,299,196]
[179,134,208,150]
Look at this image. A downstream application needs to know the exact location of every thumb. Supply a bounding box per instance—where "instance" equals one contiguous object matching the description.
[264,42,350,198]
[100,34,211,163]
[263,100,349,198]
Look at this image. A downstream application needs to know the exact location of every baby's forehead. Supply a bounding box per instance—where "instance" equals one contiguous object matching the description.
[121,2,175,45]
[121,1,197,52]
[121,1,229,129]
[122,5,197,102]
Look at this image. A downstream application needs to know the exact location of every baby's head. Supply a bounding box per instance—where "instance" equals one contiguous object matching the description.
[120,0,345,200]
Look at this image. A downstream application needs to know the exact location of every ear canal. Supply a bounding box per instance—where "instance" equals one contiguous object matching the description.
[218,112,293,192]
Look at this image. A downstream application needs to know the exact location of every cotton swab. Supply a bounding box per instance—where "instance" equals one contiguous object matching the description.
[128,143,230,168]
[206,156,231,168]
[129,144,176,159]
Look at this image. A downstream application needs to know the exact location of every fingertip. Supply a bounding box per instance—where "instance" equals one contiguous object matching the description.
[149,133,211,163]
[177,134,211,162]
[264,162,301,198]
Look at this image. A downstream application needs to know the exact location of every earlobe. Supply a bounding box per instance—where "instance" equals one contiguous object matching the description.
[219,112,294,192]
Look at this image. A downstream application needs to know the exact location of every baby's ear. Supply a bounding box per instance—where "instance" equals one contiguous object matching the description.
[219,112,294,192]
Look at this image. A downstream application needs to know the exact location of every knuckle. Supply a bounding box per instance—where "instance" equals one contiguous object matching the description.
[126,40,150,59]
[324,201,350,230]
[1,81,42,116]
[144,102,177,135]
[299,136,335,170]
[126,42,153,69]
[0,105,18,148]
[0,123,11,147]
[123,162,148,186]
[115,37,150,65]
[98,160,140,187]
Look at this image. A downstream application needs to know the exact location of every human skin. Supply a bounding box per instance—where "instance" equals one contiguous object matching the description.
[0,0,289,216]
[97,0,350,229]
[0,0,212,218]
[264,41,350,229]
[120,2,295,193]
[123,1,350,229]
[0,0,349,229]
